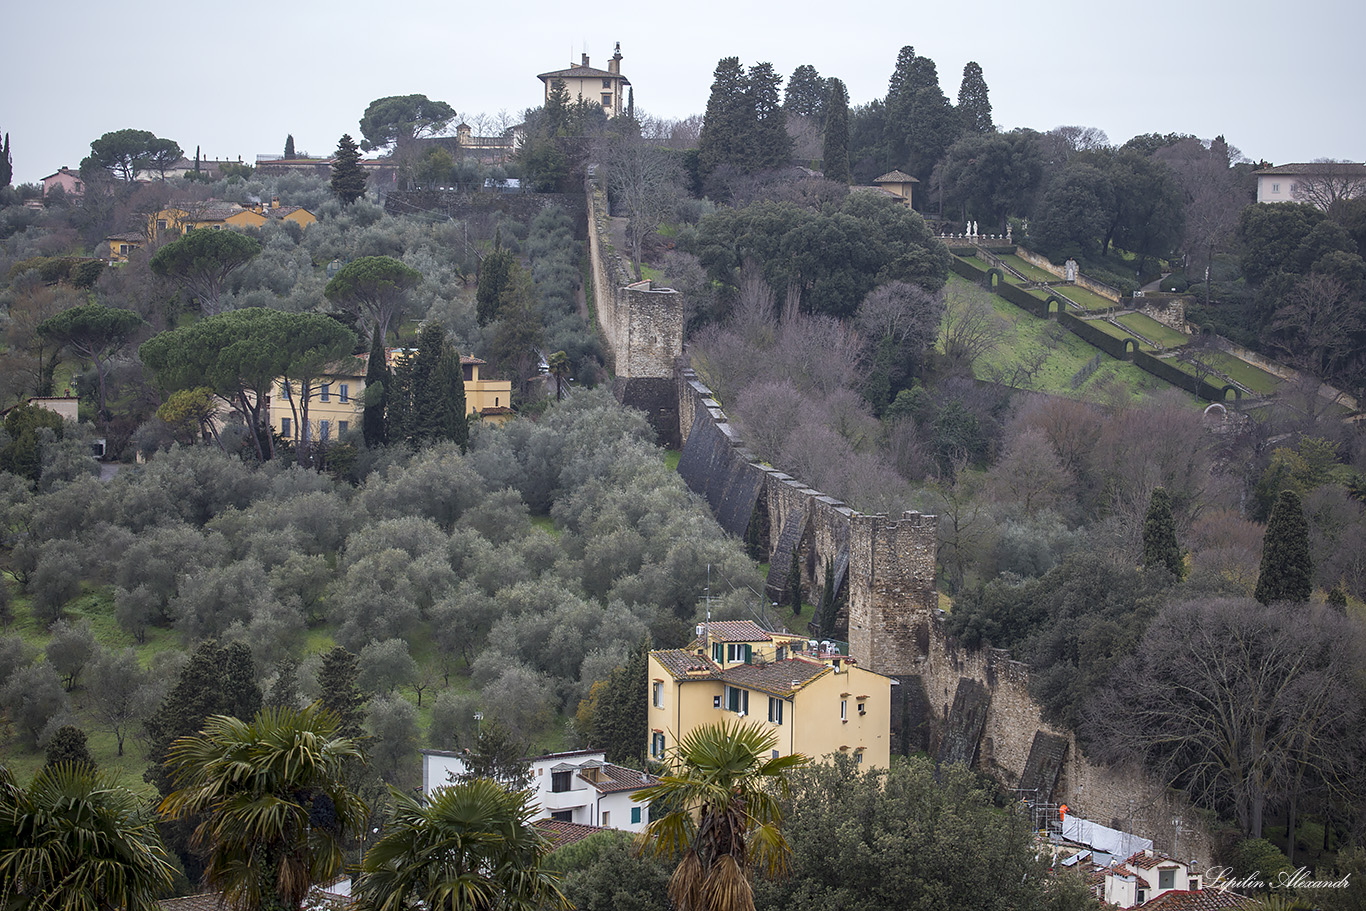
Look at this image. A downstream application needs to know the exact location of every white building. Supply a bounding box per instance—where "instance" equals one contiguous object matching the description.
[419,748,656,834]
[1253,162,1366,209]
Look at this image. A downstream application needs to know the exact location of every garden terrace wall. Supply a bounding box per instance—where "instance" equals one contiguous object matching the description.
[1057,312,1130,360]
[1133,350,1224,401]
[996,281,1049,317]
[1014,247,1123,302]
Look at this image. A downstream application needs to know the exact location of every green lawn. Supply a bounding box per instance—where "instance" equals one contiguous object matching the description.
[1085,318,1154,350]
[1053,285,1119,311]
[1199,351,1283,395]
[1116,313,1190,349]
[996,255,1058,283]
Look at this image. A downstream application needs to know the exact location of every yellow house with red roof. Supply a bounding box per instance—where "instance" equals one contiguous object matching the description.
[648,619,891,770]
[538,44,631,118]
[148,198,317,239]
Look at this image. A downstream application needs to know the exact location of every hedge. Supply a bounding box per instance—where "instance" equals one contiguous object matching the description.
[1058,311,1131,360]
[1133,350,1226,401]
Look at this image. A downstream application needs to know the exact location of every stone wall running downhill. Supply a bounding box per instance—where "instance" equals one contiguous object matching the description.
[674,364,1216,866]
[585,182,683,446]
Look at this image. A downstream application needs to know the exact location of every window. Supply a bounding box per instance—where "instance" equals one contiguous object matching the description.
[551,770,573,792]
[551,810,573,822]
[603,78,612,88]
[841,699,848,721]
[338,421,348,434]
[712,642,724,663]
[631,806,642,824]
[1136,890,1146,904]
[1289,182,1297,193]
[320,420,331,441]
[652,681,664,708]
[320,383,331,402]
[601,811,610,826]
[858,699,867,716]
[119,244,129,255]
[651,732,666,758]
[1272,183,1280,193]
[602,94,612,107]
[855,750,863,764]
[725,686,749,714]
[768,697,783,725]
[157,219,167,231]
[339,383,349,403]
[776,646,786,662]
[281,383,292,399]
[727,643,752,664]
[281,418,292,438]
[1158,870,1175,890]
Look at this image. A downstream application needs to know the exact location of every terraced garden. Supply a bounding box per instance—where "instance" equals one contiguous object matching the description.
[1116,313,1189,348]
[1053,285,1118,311]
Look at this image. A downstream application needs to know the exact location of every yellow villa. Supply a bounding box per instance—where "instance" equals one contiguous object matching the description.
[648,620,892,770]
[148,198,317,239]
[538,43,631,118]
[269,347,513,446]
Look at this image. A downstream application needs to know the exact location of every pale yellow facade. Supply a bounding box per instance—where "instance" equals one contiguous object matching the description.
[648,620,892,771]
[268,349,513,445]
[149,199,317,239]
[538,45,630,119]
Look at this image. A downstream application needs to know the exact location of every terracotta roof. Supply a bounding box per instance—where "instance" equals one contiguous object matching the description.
[107,232,144,241]
[536,818,607,848]
[875,170,920,184]
[701,620,771,642]
[267,205,310,218]
[538,64,628,82]
[1125,851,1184,871]
[717,657,830,697]
[578,764,657,794]
[1140,890,1255,911]
[1252,162,1366,176]
[652,648,718,679]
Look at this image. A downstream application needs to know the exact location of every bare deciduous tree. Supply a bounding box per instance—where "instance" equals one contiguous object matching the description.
[1291,159,1366,211]
[600,134,685,278]
[941,283,1009,369]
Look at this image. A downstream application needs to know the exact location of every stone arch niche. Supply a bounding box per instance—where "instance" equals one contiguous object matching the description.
[985,268,1003,291]
[1123,338,1139,361]
[1046,296,1064,318]
[1222,385,1242,402]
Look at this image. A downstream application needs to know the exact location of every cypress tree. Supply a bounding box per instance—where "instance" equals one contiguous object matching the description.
[433,346,468,451]
[788,550,802,616]
[284,134,296,159]
[956,61,994,134]
[697,56,750,179]
[817,558,836,634]
[1141,487,1183,578]
[476,249,515,325]
[747,61,793,171]
[409,323,445,444]
[3,133,14,187]
[1255,489,1314,605]
[823,78,851,184]
[362,329,389,447]
[316,646,365,741]
[330,133,367,204]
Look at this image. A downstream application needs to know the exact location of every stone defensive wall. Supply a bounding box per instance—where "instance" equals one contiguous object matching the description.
[675,366,1215,864]
[585,183,683,446]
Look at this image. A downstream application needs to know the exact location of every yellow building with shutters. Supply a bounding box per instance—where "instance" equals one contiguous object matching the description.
[647,619,892,770]
[268,347,513,446]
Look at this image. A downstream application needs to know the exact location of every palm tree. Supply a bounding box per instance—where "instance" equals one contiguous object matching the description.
[158,705,367,911]
[634,719,807,911]
[355,778,567,911]
[0,762,176,911]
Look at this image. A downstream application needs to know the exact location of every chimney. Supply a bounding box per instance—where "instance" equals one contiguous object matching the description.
[581,53,589,67]
[610,42,622,75]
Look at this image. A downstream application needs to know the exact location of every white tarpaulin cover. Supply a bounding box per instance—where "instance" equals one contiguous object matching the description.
[1061,816,1152,858]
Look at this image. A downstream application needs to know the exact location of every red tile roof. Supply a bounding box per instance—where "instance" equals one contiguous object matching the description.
[1140,890,1255,911]
[1126,851,1184,871]
[716,657,830,697]
[578,764,657,794]
[536,818,607,849]
[159,895,225,911]
[699,620,771,642]
[652,648,718,679]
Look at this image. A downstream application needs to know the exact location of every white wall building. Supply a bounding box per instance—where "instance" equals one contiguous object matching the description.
[420,748,656,834]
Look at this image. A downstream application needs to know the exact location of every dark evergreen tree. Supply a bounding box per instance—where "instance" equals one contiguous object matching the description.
[0,133,12,188]
[408,324,444,443]
[956,62,993,134]
[788,550,802,616]
[590,640,649,766]
[385,353,415,449]
[44,725,94,771]
[265,657,301,710]
[476,249,515,326]
[330,133,366,204]
[1255,490,1314,605]
[317,646,366,741]
[816,559,836,635]
[284,134,296,159]
[193,145,201,178]
[455,722,532,789]
[697,57,751,179]
[823,79,851,184]
[362,329,389,447]
[783,64,827,120]
[1328,583,1348,612]
[884,46,959,179]
[746,62,792,171]
[144,640,260,795]
[1141,487,1183,578]
[433,346,468,452]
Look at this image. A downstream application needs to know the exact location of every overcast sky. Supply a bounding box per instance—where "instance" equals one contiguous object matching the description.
[6,0,1362,184]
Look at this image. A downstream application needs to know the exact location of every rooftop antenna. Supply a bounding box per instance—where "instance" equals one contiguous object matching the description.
[705,564,712,640]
